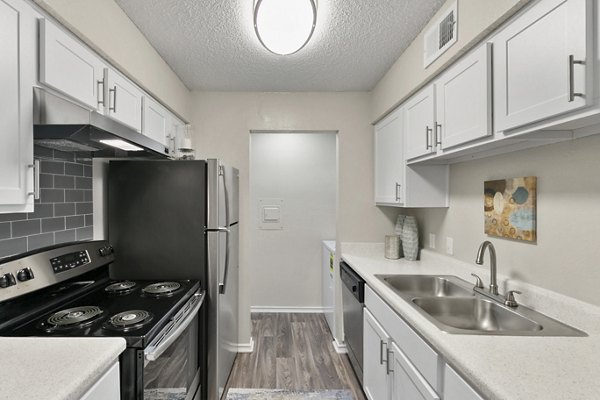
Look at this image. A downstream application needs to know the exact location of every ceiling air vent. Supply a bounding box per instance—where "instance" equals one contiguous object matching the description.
[424,2,458,67]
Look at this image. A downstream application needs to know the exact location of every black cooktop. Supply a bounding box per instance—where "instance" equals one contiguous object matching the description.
[2,274,200,349]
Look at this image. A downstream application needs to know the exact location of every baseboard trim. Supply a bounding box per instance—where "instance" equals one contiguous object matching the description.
[250,306,326,313]
[332,338,347,354]
[237,337,255,353]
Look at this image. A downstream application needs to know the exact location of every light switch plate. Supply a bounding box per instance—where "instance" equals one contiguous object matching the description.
[258,198,284,230]
[429,233,436,249]
[446,237,454,255]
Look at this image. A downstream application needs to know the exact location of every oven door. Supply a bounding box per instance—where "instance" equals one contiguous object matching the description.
[141,291,204,400]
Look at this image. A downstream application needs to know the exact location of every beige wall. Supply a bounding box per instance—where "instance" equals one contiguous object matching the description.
[371,0,531,122]
[190,91,398,342]
[34,0,192,120]
[410,134,600,306]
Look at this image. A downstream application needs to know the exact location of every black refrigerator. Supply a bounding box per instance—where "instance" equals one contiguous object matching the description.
[108,159,240,400]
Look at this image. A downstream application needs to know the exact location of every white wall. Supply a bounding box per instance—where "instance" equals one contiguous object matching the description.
[250,133,336,309]
[410,134,600,306]
[190,91,398,344]
[33,0,191,120]
[371,0,531,121]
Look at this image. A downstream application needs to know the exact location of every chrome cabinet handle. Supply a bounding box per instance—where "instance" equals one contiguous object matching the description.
[28,160,40,199]
[109,86,117,112]
[435,122,442,146]
[425,126,432,149]
[568,55,584,102]
[395,182,401,201]
[386,348,394,375]
[97,79,105,107]
[379,340,386,365]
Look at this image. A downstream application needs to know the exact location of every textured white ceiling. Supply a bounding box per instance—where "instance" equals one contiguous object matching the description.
[115,0,445,92]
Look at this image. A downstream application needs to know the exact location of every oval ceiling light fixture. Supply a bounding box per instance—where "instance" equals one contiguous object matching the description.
[254,0,317,56]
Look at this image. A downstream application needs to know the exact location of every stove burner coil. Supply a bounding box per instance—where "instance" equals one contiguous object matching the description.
[142,282,181,296]
[105,281,137,294]
[45,306,104,329]
[105,310,153,331]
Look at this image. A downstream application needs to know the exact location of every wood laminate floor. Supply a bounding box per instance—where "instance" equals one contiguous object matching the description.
[225,313,366,399]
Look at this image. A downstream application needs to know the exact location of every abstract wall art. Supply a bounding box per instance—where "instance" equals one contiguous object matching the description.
[484,176,537,242]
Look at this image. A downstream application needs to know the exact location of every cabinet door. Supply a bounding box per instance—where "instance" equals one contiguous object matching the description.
[39,18,105,110]
[391,343,440,400]
[493,0,591,132]
[142,96,169,146]
[80,362,120,400]
[374,108,404,206]
[364,309,392,400]
[404,85,435,160]
[443,364,483,400]
[0,0,35,213]
[436,43,492,149]
[167,116,186,158]
[106,68,143,131]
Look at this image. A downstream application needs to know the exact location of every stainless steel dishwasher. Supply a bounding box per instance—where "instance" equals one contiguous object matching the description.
[341,261,365,384]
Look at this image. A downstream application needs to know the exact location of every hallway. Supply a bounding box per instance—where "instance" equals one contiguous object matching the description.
[225,313,365,399]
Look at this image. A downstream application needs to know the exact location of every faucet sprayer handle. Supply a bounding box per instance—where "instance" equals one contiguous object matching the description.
[504,290,522,307]
[471,273,484,289]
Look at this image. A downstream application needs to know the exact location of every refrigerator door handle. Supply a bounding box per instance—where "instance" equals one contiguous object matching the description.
[206,164,231,295]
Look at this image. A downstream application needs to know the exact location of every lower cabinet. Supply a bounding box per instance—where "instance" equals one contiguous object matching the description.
[80,361,120,400]
[364,285,483,400]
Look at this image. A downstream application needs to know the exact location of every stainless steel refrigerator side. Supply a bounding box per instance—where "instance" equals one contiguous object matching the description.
[205,160,239,400]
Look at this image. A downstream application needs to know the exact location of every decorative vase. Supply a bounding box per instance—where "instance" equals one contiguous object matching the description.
[401,216,419,261]
[394,214,406,236]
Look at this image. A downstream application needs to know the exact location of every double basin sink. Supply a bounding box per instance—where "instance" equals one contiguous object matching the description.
[376,274,586,336]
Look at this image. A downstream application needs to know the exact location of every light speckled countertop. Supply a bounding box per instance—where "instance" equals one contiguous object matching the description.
[341,243,600,400]
[0,337,126,400]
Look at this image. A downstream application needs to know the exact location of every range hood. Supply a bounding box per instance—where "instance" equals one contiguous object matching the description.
[33,87,169,158]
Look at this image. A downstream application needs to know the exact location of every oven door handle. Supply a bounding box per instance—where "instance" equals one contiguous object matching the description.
[144,292,204,362]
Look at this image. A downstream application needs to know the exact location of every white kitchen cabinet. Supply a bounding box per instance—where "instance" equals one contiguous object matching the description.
[167,115,187,158]
[443,364,483,400]
[374,107,448,208]
[106,68,143,132]
[363,309,392,400]
[391,342,440,400]
[404,85,435,160]
[493,0,592,132]
[435,43,492,149]
[0,0,36,213]
[80,362,120,400]
[39,18,106,111]
[374,108,404,205]
[142,95,169,146]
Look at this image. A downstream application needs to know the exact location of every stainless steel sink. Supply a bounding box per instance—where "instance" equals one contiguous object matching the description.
[375,274,586,337]
[413,297,542,333]
[377,275,474,298]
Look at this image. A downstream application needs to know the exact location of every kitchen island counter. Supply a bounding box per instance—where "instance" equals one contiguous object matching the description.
[341,242,600,400]
[0,337,125,400]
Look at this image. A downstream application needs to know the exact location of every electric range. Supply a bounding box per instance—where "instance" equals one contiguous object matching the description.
[0,240,205,400]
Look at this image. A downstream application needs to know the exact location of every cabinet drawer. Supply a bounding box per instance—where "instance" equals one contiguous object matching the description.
[365,285,440,389]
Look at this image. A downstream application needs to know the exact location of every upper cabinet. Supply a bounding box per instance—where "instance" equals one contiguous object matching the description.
[435,43,493,149]
[404,85,436,160]
[374,108,404,206]
[142,95,169,146]
[39,18,106,111]
[0,0,37,213]
[106,68,143,132]
[493,0,592,132]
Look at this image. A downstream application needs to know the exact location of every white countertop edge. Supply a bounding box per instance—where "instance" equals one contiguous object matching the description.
[340,242,600,400]
[0,337,126,400]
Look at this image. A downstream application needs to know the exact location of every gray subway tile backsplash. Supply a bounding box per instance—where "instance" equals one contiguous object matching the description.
[0,223,10,240]
[0,146,94,259]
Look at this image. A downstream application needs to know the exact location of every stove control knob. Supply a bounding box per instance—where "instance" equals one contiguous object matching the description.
[17,267,34,282]
[99,246,114,257]
[0,273,16,288]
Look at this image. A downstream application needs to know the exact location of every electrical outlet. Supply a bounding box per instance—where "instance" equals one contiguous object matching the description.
[446,237,454,255]
[429,233,436,249]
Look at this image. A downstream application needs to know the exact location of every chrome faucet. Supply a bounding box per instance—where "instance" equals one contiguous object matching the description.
[475,240,498,295]
[472,241,521,307]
